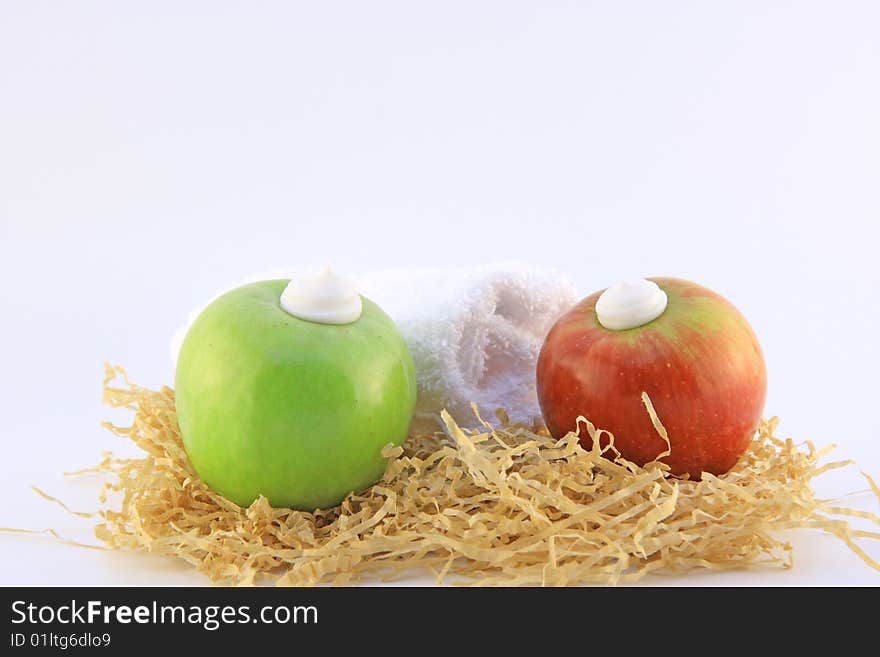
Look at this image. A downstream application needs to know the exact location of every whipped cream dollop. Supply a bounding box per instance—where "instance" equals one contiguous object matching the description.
[280,267,363,325]
[595,279,668,330]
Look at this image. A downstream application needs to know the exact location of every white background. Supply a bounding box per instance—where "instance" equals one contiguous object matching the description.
[1,2,878,586]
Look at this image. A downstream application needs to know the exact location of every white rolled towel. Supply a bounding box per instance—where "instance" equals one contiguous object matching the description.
[171,263,578,433]
[360,264,578,432]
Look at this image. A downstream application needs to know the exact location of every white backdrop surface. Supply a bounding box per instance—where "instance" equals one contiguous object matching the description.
[1,1,878,585]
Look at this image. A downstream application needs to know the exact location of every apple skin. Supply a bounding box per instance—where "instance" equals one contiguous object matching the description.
[174,280,417,510]
[536,277,767,478]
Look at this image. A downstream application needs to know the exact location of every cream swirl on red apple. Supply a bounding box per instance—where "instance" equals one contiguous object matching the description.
[595,279,668,330]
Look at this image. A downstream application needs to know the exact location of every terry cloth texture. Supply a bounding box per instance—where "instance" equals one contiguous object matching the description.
[360,264,578,432]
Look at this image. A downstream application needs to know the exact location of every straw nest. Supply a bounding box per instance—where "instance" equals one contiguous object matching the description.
[37,365,880,585]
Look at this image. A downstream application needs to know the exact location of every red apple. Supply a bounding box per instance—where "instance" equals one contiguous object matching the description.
[536,277,767,478]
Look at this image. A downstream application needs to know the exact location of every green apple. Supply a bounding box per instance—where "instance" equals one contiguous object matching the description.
[174,279,417,510]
